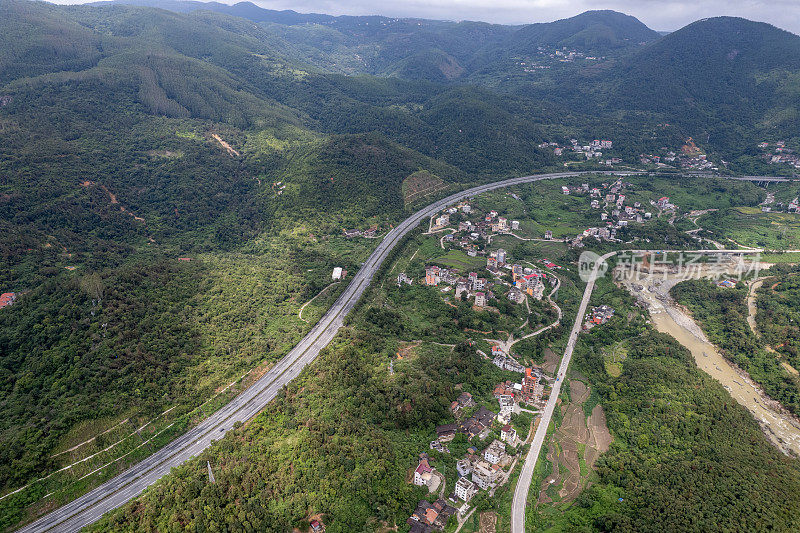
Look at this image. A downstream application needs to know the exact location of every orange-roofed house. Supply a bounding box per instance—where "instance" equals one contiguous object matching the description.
[0,292,16,309]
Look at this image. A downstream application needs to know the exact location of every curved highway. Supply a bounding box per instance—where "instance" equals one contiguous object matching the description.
[18,171,637,533]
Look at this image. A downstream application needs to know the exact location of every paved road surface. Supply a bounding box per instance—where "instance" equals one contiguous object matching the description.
[19,171,637,533]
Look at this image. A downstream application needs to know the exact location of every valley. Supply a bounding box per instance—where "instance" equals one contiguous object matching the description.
[3,0,800,531]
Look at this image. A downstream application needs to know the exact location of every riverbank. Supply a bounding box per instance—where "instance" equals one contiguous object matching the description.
[622,272,800,456]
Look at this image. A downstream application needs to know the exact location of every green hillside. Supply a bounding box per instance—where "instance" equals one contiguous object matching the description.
[607,17,800,152]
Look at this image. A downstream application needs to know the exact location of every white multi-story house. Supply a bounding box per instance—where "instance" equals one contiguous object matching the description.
[456,459,473,477]
[455,477,478,502]
[472,460,498,490]
[501,425,517,445]
[474,292,486,307]
[483,440,505,465]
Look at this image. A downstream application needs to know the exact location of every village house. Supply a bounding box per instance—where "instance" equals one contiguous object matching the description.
[331,267,346,280]
[397,273,413,286]
[407,499,457,533]
[493,381,516,399]
[310,519,325,533]
[456,459,473,477]
[521,368,537,404]
[455,477,478,502]
[0,292,16,309]
[430,440,447,453]
[507,287,524,303]
[450,392,476,417]
[511,220,520,230]
[474,292,486,307]
[425,266,442,286]
[459,406,496,439]
[544,230,553,240]
[493,355,525,374]
[584,305,615,329]
[496,248,507,265]
[483,440,506,465]
[413,456,436,487]
[455,282,468,299]
[435,424,458,443]
[471,460,499,490]
[501,425,517,445]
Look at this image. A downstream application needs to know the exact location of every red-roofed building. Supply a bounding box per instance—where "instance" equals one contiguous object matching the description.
[0,292,16,309]
[413,458,434,486]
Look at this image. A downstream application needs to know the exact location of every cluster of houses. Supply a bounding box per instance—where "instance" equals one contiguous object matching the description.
[584,305,615,330]
[407,386,523,531]
[640,138,719,171]
[0,292,16,309]
[540,138,614,160]
[564,178,682,248]
[493,366,545,407]
[490,254,550,302]
[513,48,604,74]
[566,179,643,246]
[444,211,521,255]
[423,251,553,311]
[406,497,458,533]
[431,202,473,232]
[758,141,800,170]
[425,266,491,307]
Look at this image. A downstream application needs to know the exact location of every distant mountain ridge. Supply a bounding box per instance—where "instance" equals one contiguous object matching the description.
[89,1,661,81]
[508,9,661,52]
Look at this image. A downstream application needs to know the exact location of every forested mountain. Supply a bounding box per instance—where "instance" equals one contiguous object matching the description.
[606,16,800,149]
[505,9,660,53]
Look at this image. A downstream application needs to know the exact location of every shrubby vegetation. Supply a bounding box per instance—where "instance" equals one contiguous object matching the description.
[672,279,800,415]
[88,333,513,532]
[756,264,800,366]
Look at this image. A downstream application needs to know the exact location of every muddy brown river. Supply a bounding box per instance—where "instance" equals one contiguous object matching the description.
[621,271,800,456]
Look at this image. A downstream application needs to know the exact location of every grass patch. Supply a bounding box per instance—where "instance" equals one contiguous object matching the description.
[431,249,487,272]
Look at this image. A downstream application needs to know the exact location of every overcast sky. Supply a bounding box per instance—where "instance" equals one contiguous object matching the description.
[52,0,800,35]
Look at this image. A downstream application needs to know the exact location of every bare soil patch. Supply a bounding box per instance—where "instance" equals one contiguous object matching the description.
[397,340,421,360]
[478,511,497,533]
[212,133,240,156]
[402,170,448,206]
[543,347,559,374]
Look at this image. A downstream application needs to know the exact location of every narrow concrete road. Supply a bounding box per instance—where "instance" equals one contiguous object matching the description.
[510,251,615,533]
